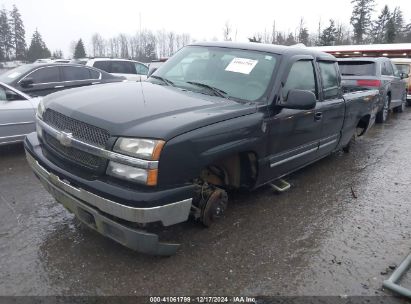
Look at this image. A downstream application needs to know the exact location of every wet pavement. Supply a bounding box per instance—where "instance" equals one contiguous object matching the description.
[0,110,410,298]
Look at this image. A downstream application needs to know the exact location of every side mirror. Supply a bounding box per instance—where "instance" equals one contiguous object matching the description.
[147,67,158,77]
[280,89,316,110]
[20,77,34,88]
[400,72,409,80]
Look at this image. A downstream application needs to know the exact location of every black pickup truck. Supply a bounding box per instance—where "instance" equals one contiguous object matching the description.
[24,42,379,255]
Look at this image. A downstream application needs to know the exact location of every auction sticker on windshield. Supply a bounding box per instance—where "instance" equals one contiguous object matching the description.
[225,58,258,74]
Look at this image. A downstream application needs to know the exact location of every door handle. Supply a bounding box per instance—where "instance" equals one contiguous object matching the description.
[54,85,64,88]
[314,112,323,121]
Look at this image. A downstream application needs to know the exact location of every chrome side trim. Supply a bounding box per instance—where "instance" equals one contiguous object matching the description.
[319,139,337,149]
[26,152,192,226]
[0,121,34,127]
[37,118,158,169]
[0,133,27,140]
[270,147,318,168]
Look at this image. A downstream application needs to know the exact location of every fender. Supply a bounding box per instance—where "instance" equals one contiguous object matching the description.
[157,111,267,186]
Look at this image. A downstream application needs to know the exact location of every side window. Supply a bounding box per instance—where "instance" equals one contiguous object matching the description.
[283,60,317,99]
[391,63,399,77]
[93,61,111,73]
[29,67,60,84]
[135,63,148,75]
[111,61,135,74]
[381,61,393,76]
[89,69,100,79]
[0,86,25,101]
[386,62,394,76]
[61,66,90,81]
[0,87,7,101]
[319,61,340,100]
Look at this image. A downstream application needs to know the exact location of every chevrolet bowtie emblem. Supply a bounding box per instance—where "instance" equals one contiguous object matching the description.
[58,131,73,147]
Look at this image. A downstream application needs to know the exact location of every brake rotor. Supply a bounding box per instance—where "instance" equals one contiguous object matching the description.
[201,188,228,227]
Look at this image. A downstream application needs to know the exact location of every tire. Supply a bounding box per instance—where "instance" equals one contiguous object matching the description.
[394,91,407,113]
[376,94,390,123]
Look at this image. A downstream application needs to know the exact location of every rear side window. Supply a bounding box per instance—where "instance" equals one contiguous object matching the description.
[111,61,135,74]
[135,63,148,75]
[338,61,376,76]
[319,61,340,100]
[61,66,90,81]
[395,64,410,75]
[93,61,111,73]
[89,69,100,79]
[283,60,317,99]
[381,61,394,76]
[29,67,60,84]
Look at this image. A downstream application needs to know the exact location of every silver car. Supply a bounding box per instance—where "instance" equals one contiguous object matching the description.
[0,82,40,145]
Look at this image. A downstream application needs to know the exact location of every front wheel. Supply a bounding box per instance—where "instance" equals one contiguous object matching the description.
[376,95,390,123]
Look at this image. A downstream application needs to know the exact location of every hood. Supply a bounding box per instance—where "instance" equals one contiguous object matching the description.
[44,81,257,140]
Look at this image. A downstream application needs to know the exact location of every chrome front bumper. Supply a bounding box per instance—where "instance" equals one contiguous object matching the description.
[26,151,192,255]
[26,152,192,226]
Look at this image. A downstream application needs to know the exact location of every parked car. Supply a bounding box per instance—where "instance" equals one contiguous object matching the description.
[338,57,407,123]
[0,82,40,145]
[147,58,168,76]
[25,42,379,255]
[86,58,148,81]
[0,63,124,97]
[391,58,411,105]
[69,58,89,65]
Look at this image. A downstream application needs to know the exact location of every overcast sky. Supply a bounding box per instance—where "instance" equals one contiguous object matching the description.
[2,0,411,57]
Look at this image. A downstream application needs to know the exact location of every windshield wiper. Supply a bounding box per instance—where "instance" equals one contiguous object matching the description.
[150,75,175,86]
[186,81,229,99]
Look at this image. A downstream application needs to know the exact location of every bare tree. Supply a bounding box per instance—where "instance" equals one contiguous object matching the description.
[223,21,232,41]
[167,31,175,56]
[91,33,105,57]
[118,34,129,58]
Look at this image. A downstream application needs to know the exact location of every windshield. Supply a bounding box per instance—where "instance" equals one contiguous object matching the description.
[149,46,279,102]
[338,61,376,76]
[395,64,410,75]
[0,64,35,84]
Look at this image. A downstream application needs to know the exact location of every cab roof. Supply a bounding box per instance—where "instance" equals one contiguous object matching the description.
[190,41,337,61]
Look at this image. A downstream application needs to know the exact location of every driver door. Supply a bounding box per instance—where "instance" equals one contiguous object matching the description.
[0,85,35,145]
[266,58,322,179]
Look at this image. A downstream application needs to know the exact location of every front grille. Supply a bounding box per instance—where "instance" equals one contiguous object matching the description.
[44,133,103,169]
[42,109,111,172]
[43,109,110,147]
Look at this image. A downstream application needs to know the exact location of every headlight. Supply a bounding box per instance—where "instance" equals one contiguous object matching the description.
[37,99,45,119]
[113,138,165,160]
[106,161,158,186]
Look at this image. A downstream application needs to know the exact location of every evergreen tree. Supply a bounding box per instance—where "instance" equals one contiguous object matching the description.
[298,28,310,46]
[370,5,390,43]
[27,29,51,62]
[285,33,296,46]
[404,23,411,43]
[350,0,375,44]
[0,8,12,60]
[9,5,26,60]
[392,7,404,42]
[320,19,337,46]
[276,32,285,45]
[73,39,86,58]
[248,36,262,43]
[384,17,396,43]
